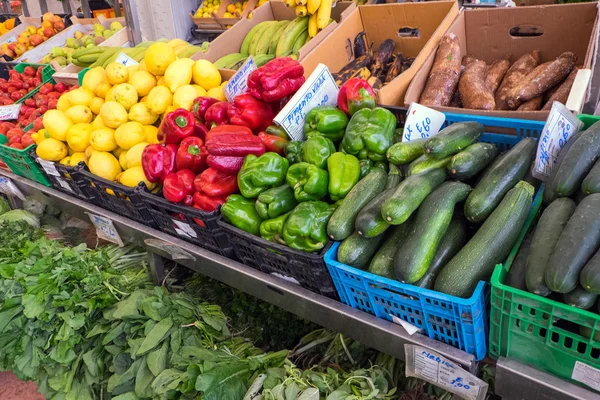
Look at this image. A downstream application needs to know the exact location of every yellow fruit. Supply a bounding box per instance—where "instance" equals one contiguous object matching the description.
[145,42,177,76]
[96,81,112,99]
[90,128,118,151]
[119,166,155,189]
[140,96,148,102]
[82,67,108,95]
[36,138,68,161]
[220,80,228,87]
[111,83,138,111]
[164,105,178,115]
[92,115,105,130]
[157,76,166,87]
[113,147,125,158]
[127,64,139,76]
[206,86,226,101]
[125,142,148,169]
[173,85,198,110]
[68,88,95,107]
[89,97,104,115]
[57,95,71,112]
[138,59,147,72]
[65,105,93,124]
[105,62,130,85]
[32,129,50,144]
[114,121,146,150]
[89,151,121,181]
[70,152,88,166]
[146,86,173,115]
[66,123,93,152]
[43,110,72,141]
[100,101,128,128]
[128,102,159,125]
[60,157,71,166]
[227,4,236,12]
[68,146,76,156]
[119,151,128,170]
[144,125,159,144]
[191,84,207,97]
[192,59,222,90]
[129,71,156,97]
[164,58,195,93]
[105,86,116,102]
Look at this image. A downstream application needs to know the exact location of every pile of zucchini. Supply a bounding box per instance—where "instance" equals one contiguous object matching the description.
[330,122,537,299]
[506,120,600,318]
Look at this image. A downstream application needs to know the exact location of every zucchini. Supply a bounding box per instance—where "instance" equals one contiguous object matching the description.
[580,248,600,294]
[415,218,467,289]
[435,181,534,298]
[563,286,598,310]
[526,198,576,296]
[424,122,484,159]
[381,168,447,225]
[368,219,413,278]
[327,169,387,241]
[386,139,425,165]
[465,138,536,223]
[505,230,534,291]
[448,143,498,181]
[545,194,600,293]
[394,182,472,283]
[338,231,385,270]
[551,121,600,197]
[355,189,393,238]
[579,326,600,342]
[407,154,453,177]
[581,159,600,195]
[385,164,401,189]
[544,129,586,204]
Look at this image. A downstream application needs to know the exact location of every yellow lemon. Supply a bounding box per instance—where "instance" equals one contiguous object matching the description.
[113,147,125,158]
[96,81,112,99]
[119,166,155,189]
[36,138,68,161]
[105,86,116,102]
[138,59,147,72]
[206,86,226,101]
[31,129,50,144]
[68,146,76,156]
[114,121,146,150]
[227,4,236,12]
[99,101,128,129]
[164,105,178,115]
[156,76,166,87]
[129,70,156,97]
[111,83,138,111]
[173,85,198,110]
[43,110,72,141]
[57,95,71,112]
[127,64,139,76]
[90,128,118,151]
[69,152,88,166]
[60,156,71,166]
[82,67,107,95]
[164,58,195,93]
[68,87,95,107]
[145,42,177,76]
[128,102,159,125]
[191,84,207,97]
[146,86,173,115]
[144,125,159,144]
[92,115,105,130]
[125,142,148,169]
[140,96,148,102]
[65,105,93,124]
[105,62,129,85]
[89,151,121,181]
[119,150,128,170]
[192,59,221,90]
[89,97,105,115]
[66,123,93,152]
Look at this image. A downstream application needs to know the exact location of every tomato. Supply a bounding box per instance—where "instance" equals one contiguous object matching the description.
[10,91,23,101]
[6,86,16,94]
[38,83,54,95]
[23,66,36,77]
[47,91,61,99]
[33,117,43,131]
[54,82,67,93]
[21,133,35,148]
[8,135,21,144]
[24,98,35,107]
[9,143,24,149]
[47,99,57,110]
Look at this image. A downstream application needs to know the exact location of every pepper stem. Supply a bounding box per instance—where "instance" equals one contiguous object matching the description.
[175,115,188,128]
[188,145,200,156]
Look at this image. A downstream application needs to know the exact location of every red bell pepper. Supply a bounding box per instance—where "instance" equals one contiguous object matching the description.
[193,118,208,141]
[205,124,253,143]
[158,109,195,145]
[193,192,227,213]
[205,102,230,128]
[192,96,220,123]
[257,132,288,155]
[206,155,246,173]
[247,57,306,103]
[206,131,265,157]
[142,144,177,183]
[163,169,196,205]
[337,78,376,116]
[194,168,238,197]
[227,94,274,133]
[175,136,207,174]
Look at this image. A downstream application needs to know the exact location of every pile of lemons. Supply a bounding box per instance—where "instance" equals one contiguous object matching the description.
[195,0,222,18]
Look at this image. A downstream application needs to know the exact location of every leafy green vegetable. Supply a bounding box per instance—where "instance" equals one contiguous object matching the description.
[0,210,39,227]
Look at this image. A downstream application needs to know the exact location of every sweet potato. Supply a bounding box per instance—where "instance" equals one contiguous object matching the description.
[485,55,511,95]
[495,51,540,110]
[419,34,461,107]
[542,67,579,111]
[459,59,495,110]
[517,97,543,111]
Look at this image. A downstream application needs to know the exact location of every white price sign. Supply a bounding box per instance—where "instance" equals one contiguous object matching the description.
[37,158,60,177]
[572,361,600,391]
[172,219,198,239]
[115,52,139,67]
[86,213,124,246]
[223,57,257,102]
[0,177,25,200]
[0,104,21,121]
[402,103,446,142]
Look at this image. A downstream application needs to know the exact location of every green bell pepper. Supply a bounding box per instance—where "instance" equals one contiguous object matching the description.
[282,201,335,252]
[303,106,349,141]
[286,162,329,202]
[238,153,289,199]
[302,135,335,169]
[259,212,290,245]
[255,184,297,219]
[221,195,264,235]
[284,141,304,164]
[341,107,396,161]
[359,159,373,179]
[327,152,360,201]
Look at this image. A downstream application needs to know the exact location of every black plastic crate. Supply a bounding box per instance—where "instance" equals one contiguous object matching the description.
[382,105,408,127]
[218,218,337,299]
[30,152,90,200]
[140,190,235,258]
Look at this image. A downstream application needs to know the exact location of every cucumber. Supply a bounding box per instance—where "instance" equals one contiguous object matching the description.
[579,326,600,342]
[580,248,600,294]
[551,121,600,197]
[381,168,447,225]
[385,164,401,190]
[544,129,586,204]
[338,231,386,269]
[415,218,467,289]
[435,181,534,298]
[407,154,452,176]
[386,139,425,165]
[355,188,393,238]
[394,182,471,283]
[526,197,576,296]
[448,143,498,181]
[582,159,600,195]
[563,286,598,310]
[545,194,600,293]
[505,229,534,291]
[465,138,536,223]
[327,169,387,241]
[368,219,413,278]
[424,122,484,159]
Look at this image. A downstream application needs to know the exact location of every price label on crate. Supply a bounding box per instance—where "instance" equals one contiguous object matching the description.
[0,177,25,200]
[390,315,420,335]
[56,178,74,193]
[402,103,446,142]
[0,104,21,121]
[144,239,196,261]
[404,345,488,400]
[37,158,60,177]
[223,56,256,102]
[172,219,198,239]
[115,52,139,67]
[572,361,600,391]
[86,213,124,246]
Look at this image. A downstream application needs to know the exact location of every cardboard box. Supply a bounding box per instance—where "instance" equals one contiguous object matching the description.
[191,0,257,29]
[404,4,598,120]
[193,0,356,64]
[300,2,459,105]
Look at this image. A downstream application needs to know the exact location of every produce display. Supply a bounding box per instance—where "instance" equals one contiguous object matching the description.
[0,12,66,59]
[0,17,16,35]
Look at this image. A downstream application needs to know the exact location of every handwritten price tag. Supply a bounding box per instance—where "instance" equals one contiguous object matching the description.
[0,177,25,200]
[86,213,124,246]
[223,57,256,102]
[37,158,60,177]
[402,103,445,142]
[0,104,21,121]
[115,52,139,67]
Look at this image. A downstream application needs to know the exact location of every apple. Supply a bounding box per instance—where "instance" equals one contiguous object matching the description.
[14,43,27,56]
[29,34,44,46]
[53,20,65,32]
[43,27,54,38]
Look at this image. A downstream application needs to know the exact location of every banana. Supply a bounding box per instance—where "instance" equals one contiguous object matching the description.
[72,46,104,59]
[77,53,102,64]
[178,46,202,58]
[132,48,147,62]
[307,0,320,15]
[317,0,331,30]
[254,54,275,67]
[214,53,247,69]
[240,21,270,55]
[284,0,297,6]
[296,5,307,16]
[135,41,154,48]
[297,0,307,5]
[231,57,248,70]
[167,38,189,48]
[308,12,318,38]
[90,47,119,68]
[292,30,308,53]
[254,22,281,55]
[174,44,191,56]
[276,17,309,57]
[102,52,121,68]
[249,21,276,56]
[268,21,290,55]
[304,33,311,46]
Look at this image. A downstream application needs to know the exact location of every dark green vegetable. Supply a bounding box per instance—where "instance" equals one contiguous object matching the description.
[355,188,393,238]
[337,231,386,269]
[579,326,600,342]
[385,164,401,189]
[368,219,413,278]
[386,139,425,165]
[582,159,600,195]
[424,122,484,159]
[407,154,452,176]
[580,249,600,294]
[543,129,586,204]
[563,286,598,310]
[448,143,498,181]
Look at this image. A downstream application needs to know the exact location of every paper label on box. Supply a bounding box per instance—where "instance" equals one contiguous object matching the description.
[0,104,21,121]
[572,361,600,391]
[270,272,301,286]
[144,238,196,261]
[173,219,198,239]
[86,213,124,246]
[4,36,16,44]
[533,102,583,181]
[390,315,421,335]
[402,103,446,142]
[223,57,256,102]
[0,177,25,200]
[37,158,60,177]
[273,64,338,141]
[56,178,73,192]
[115,52,139,67]
[405,345,488,400]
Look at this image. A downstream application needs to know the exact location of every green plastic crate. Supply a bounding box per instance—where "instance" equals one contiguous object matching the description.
[0,144,50,186]
[577,113,600,129]
[16,64,55,105]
